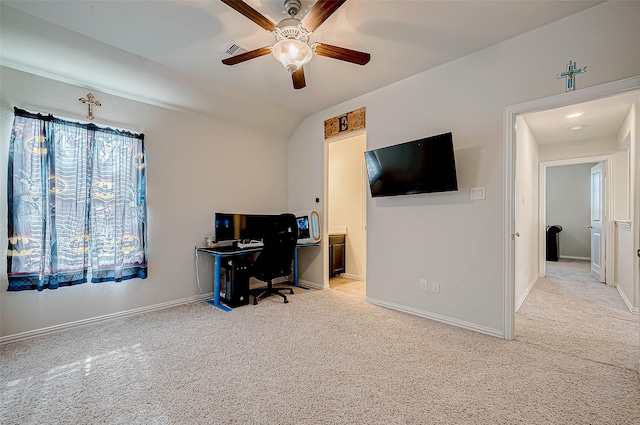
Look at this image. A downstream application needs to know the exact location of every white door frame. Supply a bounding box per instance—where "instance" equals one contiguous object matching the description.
[503,76,640,341]
[538,156,614,283]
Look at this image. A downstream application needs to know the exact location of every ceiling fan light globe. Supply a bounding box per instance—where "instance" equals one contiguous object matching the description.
[272,39,312,73]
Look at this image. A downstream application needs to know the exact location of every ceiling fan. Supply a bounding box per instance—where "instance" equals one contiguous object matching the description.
[221,0,371,89]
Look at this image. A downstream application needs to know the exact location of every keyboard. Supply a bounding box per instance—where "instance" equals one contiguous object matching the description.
[211,245,241,252]
[236,241,264,249]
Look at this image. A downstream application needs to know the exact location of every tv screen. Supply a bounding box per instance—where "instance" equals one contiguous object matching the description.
[364,132,458,198]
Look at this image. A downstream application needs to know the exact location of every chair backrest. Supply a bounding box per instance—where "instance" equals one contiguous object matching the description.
[252,213,299,281]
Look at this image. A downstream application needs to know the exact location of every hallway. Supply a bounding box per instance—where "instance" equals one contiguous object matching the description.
[515,259,639,371]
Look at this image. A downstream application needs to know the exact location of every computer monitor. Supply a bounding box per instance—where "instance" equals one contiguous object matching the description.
[297,216,310,240]
[296,210,321,244]
[214,213,278,243]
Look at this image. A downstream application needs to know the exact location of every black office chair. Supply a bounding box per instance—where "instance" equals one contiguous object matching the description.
[251,213,298,304]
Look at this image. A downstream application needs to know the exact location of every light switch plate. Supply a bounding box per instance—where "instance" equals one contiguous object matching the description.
[470,187,486,200]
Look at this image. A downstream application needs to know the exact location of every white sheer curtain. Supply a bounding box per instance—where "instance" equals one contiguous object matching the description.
[7,108,147,291]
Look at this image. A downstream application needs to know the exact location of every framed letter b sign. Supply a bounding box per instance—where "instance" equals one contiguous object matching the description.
[324,107,366,139]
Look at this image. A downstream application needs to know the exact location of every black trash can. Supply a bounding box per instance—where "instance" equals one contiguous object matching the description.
[546,225,563,261]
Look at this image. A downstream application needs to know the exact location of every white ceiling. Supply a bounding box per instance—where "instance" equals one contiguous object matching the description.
[1,0,605,138]
[523,89,640,145]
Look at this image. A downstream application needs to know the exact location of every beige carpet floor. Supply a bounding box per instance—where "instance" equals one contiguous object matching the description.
[516,260,639,372]
[1,262,639,424]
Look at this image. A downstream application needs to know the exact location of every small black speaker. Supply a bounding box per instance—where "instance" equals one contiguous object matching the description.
[220,257,250,307]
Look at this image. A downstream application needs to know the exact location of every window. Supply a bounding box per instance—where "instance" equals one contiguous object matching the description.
[7,108,148,291]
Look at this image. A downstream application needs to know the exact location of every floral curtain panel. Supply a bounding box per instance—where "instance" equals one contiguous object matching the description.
[7,108,147,291]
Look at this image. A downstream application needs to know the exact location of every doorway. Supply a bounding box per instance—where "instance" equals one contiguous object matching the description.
[326,132,367,298]
[540,158,612,282]
[504,76,640,341]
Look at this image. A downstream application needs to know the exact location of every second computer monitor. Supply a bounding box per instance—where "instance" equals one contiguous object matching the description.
[295,210,321,244]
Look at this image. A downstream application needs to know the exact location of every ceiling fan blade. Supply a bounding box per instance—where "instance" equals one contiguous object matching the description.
[222,47,271,65]
[220,0,276,32]
[302,0,347,32]
[314,43,370,65]
[292,67,306,89]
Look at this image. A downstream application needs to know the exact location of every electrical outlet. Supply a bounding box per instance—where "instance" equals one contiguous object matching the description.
[431,281,440,294]
[419,279,428,291]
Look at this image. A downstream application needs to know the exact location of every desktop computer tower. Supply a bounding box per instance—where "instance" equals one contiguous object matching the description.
[220,257,250,307]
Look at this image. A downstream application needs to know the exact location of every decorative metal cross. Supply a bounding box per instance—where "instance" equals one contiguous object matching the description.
[79,93,101,120]
[557,60,587,92]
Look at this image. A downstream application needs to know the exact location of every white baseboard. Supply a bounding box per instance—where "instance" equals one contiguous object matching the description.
[515,273,539,312]
[340,273,363,281]
[616,284,639,314]
[365,297,504,339]
[0,292,214,345]
[299,279,327,290]
[558,255,590,261]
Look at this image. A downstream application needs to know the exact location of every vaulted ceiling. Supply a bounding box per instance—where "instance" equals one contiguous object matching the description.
[1,1,604,138]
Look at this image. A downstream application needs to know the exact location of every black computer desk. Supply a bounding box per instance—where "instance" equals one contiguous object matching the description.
[196,243,320,311]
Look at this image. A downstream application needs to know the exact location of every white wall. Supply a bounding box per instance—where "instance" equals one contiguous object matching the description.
[615,222,636,312]
[632,102,640,368]
[546,163,596,259]
[613,149,630,221]
[514,116,539,310]
[538,137,618,162]
[611,101,640,314]
[288,121,325,289]
[288,2,640,336]
[0,67,289,339]
[627,99,640,331]
[328,133,366,281]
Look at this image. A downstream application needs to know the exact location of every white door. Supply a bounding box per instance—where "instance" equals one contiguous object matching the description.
[590,162,605,282]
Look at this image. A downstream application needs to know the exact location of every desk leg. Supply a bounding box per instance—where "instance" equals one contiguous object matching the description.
[293,246,309,290]
[207,255,232,312]
[294,247,299,286]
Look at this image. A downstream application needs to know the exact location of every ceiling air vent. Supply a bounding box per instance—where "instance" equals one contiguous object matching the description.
[222,42,247,57]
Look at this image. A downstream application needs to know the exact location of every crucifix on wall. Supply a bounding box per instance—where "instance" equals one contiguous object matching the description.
[557,60,587,92]
[79,93,101,120]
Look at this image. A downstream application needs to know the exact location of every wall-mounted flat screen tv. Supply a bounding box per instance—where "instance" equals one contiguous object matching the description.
[364,132,458,198]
